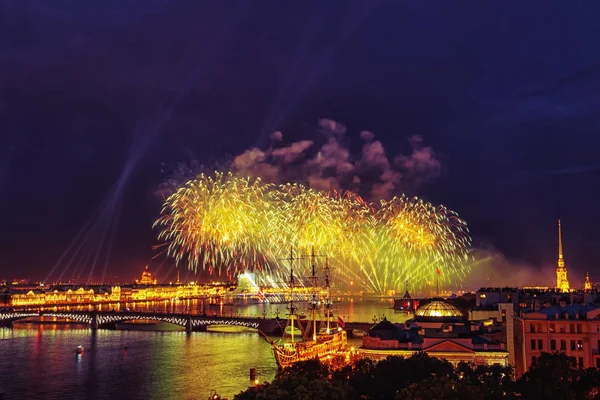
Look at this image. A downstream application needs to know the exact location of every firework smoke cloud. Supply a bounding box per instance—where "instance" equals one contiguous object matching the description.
[231,118,441,200]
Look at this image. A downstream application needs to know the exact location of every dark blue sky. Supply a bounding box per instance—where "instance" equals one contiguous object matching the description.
[1,1,599,285]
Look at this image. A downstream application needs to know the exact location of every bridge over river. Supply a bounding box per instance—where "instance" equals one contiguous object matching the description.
[0,310,375,337]
[0,310,285,334]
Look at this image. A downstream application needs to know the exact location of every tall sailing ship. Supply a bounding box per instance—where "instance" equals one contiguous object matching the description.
[264,249,347,369]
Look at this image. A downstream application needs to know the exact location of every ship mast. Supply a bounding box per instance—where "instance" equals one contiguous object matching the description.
[310,246,318,341]
[324,257,333,334]
[284,247,298,343]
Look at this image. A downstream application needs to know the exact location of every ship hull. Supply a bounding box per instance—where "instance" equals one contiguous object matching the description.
[272,330,347,369]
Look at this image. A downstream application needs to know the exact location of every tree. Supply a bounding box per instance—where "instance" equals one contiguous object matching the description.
[347,353,455,399]
[579,368,600,400]
[276,359,330,381]
[455,362,514,399]
[397,375,481,400]
[338,357,376,400]
[400,352,455,384]
[235,351,600,400]
[234,375,352,400]
[514,352,599,400]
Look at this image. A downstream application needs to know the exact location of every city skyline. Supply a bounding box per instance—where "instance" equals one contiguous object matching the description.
[0,215,592,294]
[3,3,600,399]
[1,2,600,284]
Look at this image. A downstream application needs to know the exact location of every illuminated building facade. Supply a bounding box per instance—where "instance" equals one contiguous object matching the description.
[129,282,230,301]
[135,265,157,285]
[556,219,570,292]
[10,286,121,307]
[360,300,509,366]
[514,304,600,376]
[5,268,234,307]
[8,283,231,307]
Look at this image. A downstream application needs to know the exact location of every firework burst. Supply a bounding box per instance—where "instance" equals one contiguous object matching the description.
[154,172,274,277]
[154,172,471,294]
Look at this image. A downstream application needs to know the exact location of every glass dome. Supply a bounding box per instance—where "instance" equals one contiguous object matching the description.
[414,300,464,319]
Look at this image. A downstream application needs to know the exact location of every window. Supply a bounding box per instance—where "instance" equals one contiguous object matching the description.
[596,326,600,333]
[597,340,600,351]
[551,339,556,351]
[530,323,535,333]
[570,324,575,333]
[571,340,576,351]
[578,357,584,367]
[577,340,583,350]
[561,340,567,351]
[550,323,555,332]
[537,323,543,333]
[577,324,582,333]
[560,325,565,333]
[531,339,537,350]
[538,339,543,350]
[596,358,600,368]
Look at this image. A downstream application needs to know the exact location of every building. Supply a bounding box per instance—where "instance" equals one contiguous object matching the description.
[135,265,157,285]
[469,302,516,366]
[359,300,509,366]
[514,303,600,376]
[585,273,593,291]
[556,219,570,292]
[475,287,585,313]
[476,287,519,309]
[6,266,234,307]
[393,290,420,312]
[10,286,120,307]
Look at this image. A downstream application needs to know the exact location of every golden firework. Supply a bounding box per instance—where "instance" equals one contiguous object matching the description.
[154,172,471,293]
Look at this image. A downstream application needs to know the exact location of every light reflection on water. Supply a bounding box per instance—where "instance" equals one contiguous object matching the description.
[0,301,410,399]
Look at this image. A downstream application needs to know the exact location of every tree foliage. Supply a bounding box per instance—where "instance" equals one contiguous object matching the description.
[514,352,600,400]
[234,352,600,400]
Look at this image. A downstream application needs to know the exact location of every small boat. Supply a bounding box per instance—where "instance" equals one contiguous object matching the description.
[208,390,224,400]
[75,345,84,354]
[352,329,367,338]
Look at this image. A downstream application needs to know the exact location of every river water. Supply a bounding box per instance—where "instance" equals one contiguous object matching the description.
[0,300,411,399]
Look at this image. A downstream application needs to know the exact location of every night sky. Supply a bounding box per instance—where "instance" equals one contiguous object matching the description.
[1,1,599,287]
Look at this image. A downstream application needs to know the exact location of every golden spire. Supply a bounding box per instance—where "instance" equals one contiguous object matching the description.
[585,272,592,291]
[556,219,570,292]
[558,219,564,268]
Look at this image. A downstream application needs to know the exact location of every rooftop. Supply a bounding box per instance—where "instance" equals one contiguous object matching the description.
[415,300,464,321]
[520,304,600,320]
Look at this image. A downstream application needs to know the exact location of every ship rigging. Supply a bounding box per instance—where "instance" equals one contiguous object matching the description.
[261,247,347,369]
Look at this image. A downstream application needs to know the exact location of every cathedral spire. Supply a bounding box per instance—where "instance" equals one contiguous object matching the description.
[584,272,592,291]
[556,219,570,292]
[558,219,564,267]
